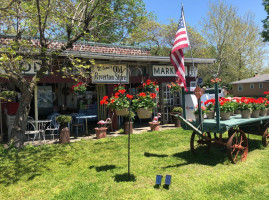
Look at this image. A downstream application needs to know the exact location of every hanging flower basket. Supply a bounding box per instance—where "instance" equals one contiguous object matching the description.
[115,108,129,116]
[137,108,152,119]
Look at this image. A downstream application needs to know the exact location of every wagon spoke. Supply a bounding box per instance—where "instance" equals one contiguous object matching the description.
[227,129,248,164]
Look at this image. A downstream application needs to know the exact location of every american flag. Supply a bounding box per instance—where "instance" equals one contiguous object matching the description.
[170,6,189,89]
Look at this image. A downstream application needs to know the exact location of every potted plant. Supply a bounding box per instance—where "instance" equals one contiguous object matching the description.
[149,113,161,131]
[167,80,181,95]
[56,115,72,144]
[194,105,207,122]
[237,97,252,119]
[95,118,111,139]
[138,79,159,93]
[100,85,133,116]
[204,99,215,119]
[250,98,262,118]
[72,82,87,95]
[132,92,157,119]
[219,98,234,120]
[170,107,183,127]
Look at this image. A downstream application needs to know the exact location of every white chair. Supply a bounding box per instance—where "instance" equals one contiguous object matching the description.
[45,114,60,140]
[25,121,40,142]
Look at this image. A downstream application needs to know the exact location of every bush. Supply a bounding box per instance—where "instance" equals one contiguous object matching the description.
[171,107,183,113]
[56,115,72,124]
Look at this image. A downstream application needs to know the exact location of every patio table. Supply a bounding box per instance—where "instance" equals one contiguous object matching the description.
[28,119,52,141]
[76,115,97,135]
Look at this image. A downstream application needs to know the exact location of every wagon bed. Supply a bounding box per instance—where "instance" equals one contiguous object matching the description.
[179,83,269,163]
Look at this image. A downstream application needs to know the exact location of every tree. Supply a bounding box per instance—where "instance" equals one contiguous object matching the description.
[201,0,265,86]
[262,0,269,42]
[0,0,147,148]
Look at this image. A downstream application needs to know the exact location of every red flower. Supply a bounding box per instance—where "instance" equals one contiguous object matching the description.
[100,99,105,105]
[103,96,108,100]
[139,92,146,97]
[118,89,126,94]
[115,92,120,96]
[156,88,159,92]
[111,99,115,103]
[114,96,119,99]
[150,93,156,99]
[126,94,133,99]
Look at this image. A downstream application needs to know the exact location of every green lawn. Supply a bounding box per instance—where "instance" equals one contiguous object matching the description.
[0,128,269,200]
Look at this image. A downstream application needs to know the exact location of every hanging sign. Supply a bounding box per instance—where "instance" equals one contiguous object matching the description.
[153,65,177,77]
[92,64,129,84]
[194,86,204,100]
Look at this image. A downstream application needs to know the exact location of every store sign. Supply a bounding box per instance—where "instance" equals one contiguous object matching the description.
[153,65,177,77]
[92,64,129,84]
[188,65,197,77]
[21,60,49,75]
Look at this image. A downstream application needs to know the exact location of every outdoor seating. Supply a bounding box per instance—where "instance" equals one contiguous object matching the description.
[71,113,85,136]
[24,121,41,142]
[45,113,60,140]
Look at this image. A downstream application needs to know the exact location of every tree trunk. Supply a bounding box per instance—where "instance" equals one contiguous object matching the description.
[9,88,33,149]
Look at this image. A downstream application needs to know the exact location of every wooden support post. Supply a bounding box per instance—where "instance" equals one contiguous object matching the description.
[215,83,220,132]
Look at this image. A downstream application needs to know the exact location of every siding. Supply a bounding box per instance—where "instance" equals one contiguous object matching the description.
[232,82,269,97]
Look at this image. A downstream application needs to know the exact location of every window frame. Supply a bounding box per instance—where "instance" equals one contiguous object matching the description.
[259,83,263,88]
[238,84,243,91]
[250,83,254,89]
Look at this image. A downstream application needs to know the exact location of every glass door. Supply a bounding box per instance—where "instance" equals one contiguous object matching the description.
[160,82,181,124]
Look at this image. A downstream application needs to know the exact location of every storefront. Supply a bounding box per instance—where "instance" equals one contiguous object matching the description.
[0,37,215,137]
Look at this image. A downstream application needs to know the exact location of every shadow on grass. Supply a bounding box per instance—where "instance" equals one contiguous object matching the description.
[114,173,136,182]
[93,165,117,172]
[0,143,75,186]
[144,152,168,158]
[162,138,264,168]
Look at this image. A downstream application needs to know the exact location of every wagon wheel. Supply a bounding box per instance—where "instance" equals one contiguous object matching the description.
[190,131,211,155]
[226,129,248,164]
[262,128,269,147]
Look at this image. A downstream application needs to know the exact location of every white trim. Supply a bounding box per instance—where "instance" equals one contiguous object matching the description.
[238,84,243,91]
[259,83,263,88]
[250,83,254,89]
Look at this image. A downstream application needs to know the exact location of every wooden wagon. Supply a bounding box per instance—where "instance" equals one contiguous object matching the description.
[178,83,269,164]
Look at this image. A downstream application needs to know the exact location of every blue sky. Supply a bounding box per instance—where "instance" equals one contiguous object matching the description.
[143,0,267,30]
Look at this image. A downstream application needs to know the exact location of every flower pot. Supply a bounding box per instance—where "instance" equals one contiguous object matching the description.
[116,108,129,116]
[137,108,152,119]
[170,113,181,127]
[77,91,86,95]
[251,110,260,118]
[149,122,160,131]
[59,126,70,144]
[174,117,181,127]
[124,122,133,134]
[260,109,267,117]
[195,114,204,122]
[95,127,107,139]
[234,110,241,114]
[220,111,230,120]
[206,111,215,119]
[241,110,251,119]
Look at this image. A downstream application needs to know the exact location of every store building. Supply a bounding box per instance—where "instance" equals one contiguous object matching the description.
[0,35,215,136]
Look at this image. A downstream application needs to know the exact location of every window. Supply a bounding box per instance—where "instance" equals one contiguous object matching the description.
[259,83,263,88]
[250,83,254,89]
[238,84,243,91]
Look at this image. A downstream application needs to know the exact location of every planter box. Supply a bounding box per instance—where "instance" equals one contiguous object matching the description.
[149,122,160,131]
[137,108,152,119]
[95,127,107,139]
[59,127,70,144]
[116,108,128,116]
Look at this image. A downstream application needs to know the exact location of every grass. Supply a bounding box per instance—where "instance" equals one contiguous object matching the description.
[0,128,269,200]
